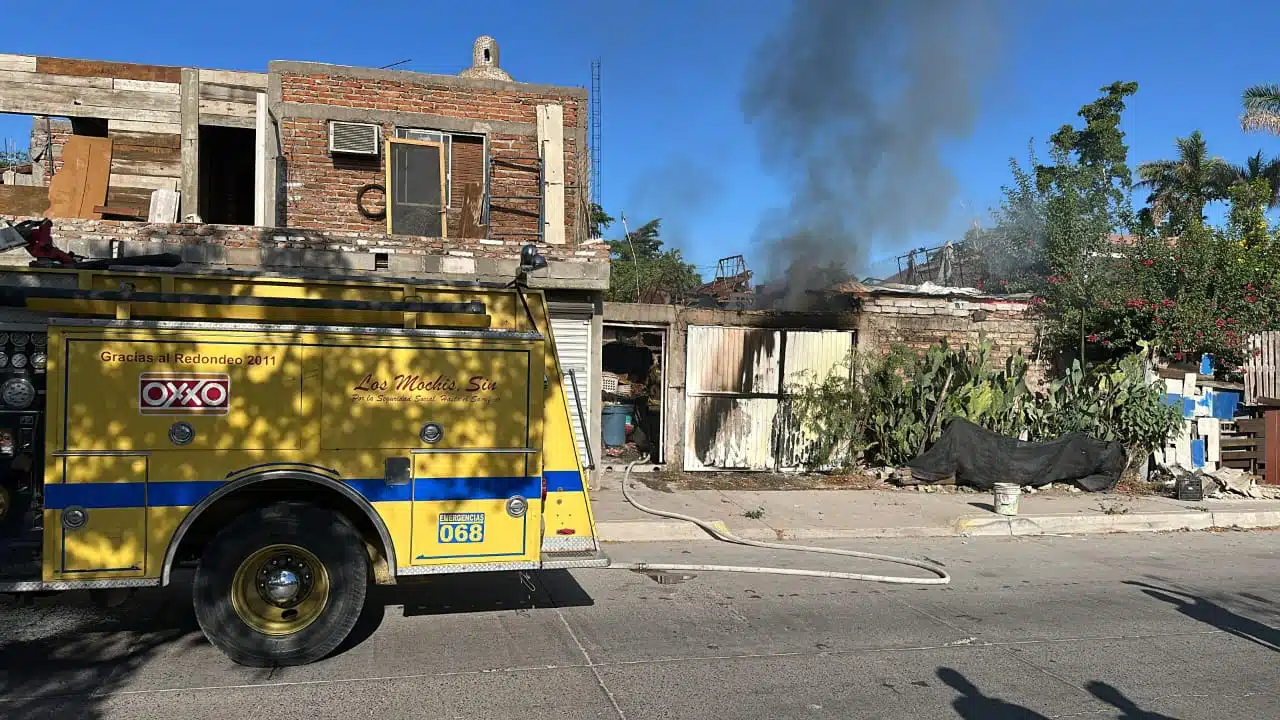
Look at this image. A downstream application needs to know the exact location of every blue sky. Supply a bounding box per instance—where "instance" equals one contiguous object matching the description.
[2,1,1278,280]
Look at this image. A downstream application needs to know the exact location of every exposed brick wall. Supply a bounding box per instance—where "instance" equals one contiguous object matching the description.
[278,71,585,244]
[856,293,1046,382]
[27,116,72,182]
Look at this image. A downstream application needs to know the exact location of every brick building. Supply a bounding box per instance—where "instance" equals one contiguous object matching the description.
[0,38,609,474]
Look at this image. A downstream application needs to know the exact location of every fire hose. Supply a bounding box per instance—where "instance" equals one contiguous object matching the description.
[606,461,951,585]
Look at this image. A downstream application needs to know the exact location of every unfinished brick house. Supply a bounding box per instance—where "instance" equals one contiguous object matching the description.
[0,37,607,472]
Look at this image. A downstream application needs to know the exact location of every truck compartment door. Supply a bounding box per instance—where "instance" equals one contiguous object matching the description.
[47,454,149,576]
[409,452,542,566]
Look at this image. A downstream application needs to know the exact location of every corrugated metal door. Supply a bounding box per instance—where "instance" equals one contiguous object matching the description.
[684,326,852,471]
[550,313,592,466]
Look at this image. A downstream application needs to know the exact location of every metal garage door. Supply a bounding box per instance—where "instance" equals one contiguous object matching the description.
[550,312,592,466]
[684,326,853,471]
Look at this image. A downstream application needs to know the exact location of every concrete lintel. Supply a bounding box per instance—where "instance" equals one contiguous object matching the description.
[277,101,537,138]
[269,60,588,100]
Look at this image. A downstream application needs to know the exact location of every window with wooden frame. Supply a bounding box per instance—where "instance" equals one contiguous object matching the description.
[393,128,486,210]
[385,137,447,238]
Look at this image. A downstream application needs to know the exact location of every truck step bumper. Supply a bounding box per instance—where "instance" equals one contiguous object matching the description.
[540,549,610,570]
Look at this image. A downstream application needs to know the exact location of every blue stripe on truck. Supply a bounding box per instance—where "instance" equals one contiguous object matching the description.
[42,474,572,509]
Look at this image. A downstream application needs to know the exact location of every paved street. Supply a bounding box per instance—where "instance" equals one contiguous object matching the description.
[1,531,1277,719]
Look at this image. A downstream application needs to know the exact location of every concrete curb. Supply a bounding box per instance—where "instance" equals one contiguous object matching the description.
[595,511,1280,543]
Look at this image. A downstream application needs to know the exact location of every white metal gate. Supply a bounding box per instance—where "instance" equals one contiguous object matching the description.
[550,312,592,466]
[683,326,853,471]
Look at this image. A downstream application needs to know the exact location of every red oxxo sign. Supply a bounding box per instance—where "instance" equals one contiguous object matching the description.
[139,373,232,415]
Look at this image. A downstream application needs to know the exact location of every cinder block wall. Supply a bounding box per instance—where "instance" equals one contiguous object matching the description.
[856,294,1046,381]
[273,63,586,243]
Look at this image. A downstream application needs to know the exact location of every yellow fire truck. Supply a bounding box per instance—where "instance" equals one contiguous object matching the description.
[0,236,604,666]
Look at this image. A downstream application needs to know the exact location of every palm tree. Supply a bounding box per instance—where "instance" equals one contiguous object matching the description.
[1242,84,1280,135]
[1136,130,1234,225]
[1230,150,1280,208]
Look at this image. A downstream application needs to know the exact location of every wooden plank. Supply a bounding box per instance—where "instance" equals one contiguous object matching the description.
[0,96,179,124]
[108,119,181,134]
[0,54,37,72]
[254,92,267,226]
[199,69,267,89]
[110,157,180,178]
[110,173,178,191]
[148,189,181,223]
[112,145,181,163]
[0,80,181,112]
[113,78,179,94]
[1235,418,1265,434]
[0,69,112,88]
[199,114,256,129]
[199,84,260,103]
[107,129,182,149]
[198,99,255,118]
[0,185,50,216]
[37,56,180,84]
[536,103,565,245]
[1268,410,1280,485]
[107,186,155,209]
[93,204,146,219]
[459,182,485,239]
[180,68,199,219]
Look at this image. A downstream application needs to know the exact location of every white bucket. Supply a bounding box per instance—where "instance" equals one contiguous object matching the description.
[993,483,1021,516]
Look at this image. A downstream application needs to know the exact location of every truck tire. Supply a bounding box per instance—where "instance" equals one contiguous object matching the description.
[193,501,369,667]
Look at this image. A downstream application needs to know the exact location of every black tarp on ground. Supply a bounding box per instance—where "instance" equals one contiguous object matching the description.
[907,418,1127,492]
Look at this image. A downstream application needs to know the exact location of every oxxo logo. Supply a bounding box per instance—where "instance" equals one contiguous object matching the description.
[139,373,231,415]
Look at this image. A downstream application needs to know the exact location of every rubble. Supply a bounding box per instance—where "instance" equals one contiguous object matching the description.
[1193,466,1279,500]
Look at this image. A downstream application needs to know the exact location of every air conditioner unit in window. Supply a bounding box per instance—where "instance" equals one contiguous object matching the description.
[329,121,380,155]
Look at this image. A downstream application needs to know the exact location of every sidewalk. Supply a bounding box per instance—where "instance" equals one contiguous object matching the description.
[591,479,1280,542]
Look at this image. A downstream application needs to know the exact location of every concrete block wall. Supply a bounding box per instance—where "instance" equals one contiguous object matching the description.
[857,294,1045,380]
[0,217,610,289]
[272,62,587,243]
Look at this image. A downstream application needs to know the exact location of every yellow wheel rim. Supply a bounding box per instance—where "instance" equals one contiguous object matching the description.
[230,544,330,636]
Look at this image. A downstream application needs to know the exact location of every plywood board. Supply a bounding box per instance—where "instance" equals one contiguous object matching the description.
[47,135,112,219]
[199,99,255,118]
[0,184,50,216]
[148,189,181,223]
[199,114,255,129]
[37,56,180,83]
[1182,372,1197,399]
[1174,421,1193,469]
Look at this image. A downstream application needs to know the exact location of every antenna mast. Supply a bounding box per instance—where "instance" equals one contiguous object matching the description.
[590,59,603,210]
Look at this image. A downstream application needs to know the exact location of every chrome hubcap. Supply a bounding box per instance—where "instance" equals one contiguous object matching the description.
[263,569,300,604]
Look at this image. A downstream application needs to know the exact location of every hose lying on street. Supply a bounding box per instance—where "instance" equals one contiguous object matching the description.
[606,460,951,586]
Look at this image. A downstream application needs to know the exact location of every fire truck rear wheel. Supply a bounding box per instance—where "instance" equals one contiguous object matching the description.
[193,501,369,667]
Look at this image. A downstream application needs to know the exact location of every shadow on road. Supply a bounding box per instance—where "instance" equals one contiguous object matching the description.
[936,667,1050,719]
[333,569,594,658]
[1086,680,1183,719]
[0,587,206,719]
[1125,580,1279,652]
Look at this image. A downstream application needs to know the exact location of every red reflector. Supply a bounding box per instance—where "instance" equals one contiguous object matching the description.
[556,528,576,535]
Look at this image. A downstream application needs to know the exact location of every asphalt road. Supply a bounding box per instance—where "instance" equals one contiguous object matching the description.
[1,531,1277,719]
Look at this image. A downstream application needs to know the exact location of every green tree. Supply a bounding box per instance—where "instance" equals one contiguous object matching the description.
[1033,81,1141,362]
[1135,130,1234,230]
[588,203,614,238]
[604,217,702,302]
[1230,151,1280,209]
[1242,83,1280,135]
